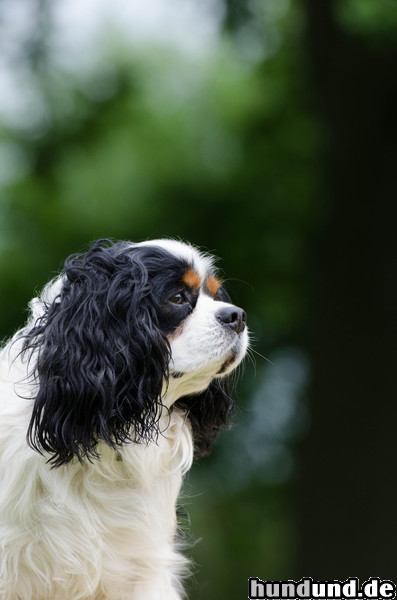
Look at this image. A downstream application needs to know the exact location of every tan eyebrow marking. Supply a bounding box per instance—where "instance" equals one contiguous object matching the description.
[182,268,201,290]
[206,275,222,296]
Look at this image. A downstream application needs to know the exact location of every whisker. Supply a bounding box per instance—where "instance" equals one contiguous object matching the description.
[249,347,275,367]
[240,357,248,378]
[222,278,255,291]
[246,348,257,370]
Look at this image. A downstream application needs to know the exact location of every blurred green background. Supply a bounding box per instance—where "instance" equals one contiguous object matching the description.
[0,0,396,596]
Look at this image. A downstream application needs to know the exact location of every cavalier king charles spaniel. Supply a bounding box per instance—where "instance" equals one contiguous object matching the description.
[0,239,248,600]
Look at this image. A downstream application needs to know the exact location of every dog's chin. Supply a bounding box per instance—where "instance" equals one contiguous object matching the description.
[216,339,247,376]
[216,349,238,375]
[170,336,247,382]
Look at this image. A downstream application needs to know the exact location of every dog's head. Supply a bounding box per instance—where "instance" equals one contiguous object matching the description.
[22,239,248,466]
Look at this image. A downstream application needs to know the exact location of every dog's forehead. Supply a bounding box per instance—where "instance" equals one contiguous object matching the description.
[135,239,214,280]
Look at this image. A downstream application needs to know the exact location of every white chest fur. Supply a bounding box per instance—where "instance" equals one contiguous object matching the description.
[0,406,193,600]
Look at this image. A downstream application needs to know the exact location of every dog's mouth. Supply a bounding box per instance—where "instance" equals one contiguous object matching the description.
[170,370,185,379]
[170,348,238,379]
[217,349,237,375]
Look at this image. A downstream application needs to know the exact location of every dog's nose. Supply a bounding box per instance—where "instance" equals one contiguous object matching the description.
[216,307,247,334]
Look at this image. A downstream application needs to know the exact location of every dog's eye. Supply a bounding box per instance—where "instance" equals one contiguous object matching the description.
[169,292,186,305]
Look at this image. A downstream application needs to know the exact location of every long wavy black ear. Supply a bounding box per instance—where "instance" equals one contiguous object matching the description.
[22,241,170,467]
[175,378,234,458]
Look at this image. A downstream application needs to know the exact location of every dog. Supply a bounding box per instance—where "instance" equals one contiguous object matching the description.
[0,239,248,599]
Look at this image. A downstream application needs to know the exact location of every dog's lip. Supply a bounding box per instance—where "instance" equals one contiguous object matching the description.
[216,349,237,375]
[170,370,185,379]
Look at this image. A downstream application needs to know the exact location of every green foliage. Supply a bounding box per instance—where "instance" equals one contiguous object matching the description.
[185,485,297,598]
[335,0,397,41]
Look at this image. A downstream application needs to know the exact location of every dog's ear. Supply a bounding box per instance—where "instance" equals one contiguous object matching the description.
[23,241,170,466]
[175,378,234,458]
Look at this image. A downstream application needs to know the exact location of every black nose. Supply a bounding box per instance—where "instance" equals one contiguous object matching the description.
[216,307,247,334]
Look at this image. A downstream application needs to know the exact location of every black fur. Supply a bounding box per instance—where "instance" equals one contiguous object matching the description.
[175,379,234,457]
[21,240,235,466]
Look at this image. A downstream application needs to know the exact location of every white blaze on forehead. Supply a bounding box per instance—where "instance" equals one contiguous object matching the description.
[136,239,214,280]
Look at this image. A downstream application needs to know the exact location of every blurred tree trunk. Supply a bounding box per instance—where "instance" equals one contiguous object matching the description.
[298,0,397,577]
